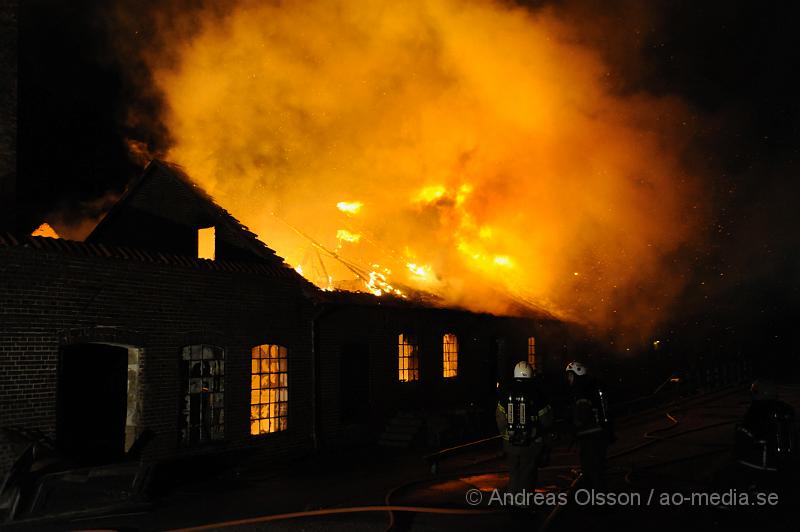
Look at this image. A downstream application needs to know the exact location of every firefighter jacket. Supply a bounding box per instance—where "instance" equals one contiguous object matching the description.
[735,399,797,471]
[570,377,611,438]
[496,379,554,445]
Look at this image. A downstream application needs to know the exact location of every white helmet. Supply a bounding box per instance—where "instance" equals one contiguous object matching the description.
[565,361,587,376]
[514,361,533,379]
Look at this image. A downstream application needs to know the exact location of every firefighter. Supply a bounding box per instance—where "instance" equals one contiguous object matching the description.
[735,379,797,475]
[565,361,612,490]
[495,361,554,503]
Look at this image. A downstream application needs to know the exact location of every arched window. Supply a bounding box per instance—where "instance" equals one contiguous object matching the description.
[398,334,419,382]
[251,344,288,435]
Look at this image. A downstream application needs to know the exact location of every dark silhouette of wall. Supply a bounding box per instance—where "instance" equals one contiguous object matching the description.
[0,0,16,232]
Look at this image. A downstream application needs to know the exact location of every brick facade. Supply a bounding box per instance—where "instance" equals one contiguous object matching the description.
[315,299,573,446]
[0,237,574,473]
[0,160,575,480]
[0,241,315,471]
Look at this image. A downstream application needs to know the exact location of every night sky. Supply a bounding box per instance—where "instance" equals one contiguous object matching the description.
[7,0,800,372]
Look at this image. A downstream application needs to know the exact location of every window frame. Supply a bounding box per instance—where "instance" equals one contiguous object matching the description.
[179,344,225,446]
[527,336,536,369]
[250,343,289,436]
[442,333,458,378]
[398,333,420,383]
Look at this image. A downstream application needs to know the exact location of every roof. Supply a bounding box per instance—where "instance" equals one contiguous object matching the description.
[323,288,441,308]
[320,288,558,322]
[0,232,316,284]
[0,233,561,321]
[12,160,559,321]
[88,160,284,264]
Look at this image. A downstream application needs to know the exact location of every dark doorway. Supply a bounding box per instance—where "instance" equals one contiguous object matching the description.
[483,337,501,404]
[57,343,128,464]
[340,343,370,424]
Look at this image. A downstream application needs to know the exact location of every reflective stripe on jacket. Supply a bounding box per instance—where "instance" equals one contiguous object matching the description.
[497,402,553,441]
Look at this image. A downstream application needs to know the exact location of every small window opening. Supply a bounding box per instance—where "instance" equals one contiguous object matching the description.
[198,226,215,260]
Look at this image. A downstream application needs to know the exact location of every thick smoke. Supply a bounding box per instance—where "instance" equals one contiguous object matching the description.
[115,0,708,344]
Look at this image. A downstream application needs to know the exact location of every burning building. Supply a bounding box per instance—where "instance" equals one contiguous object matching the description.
[0,160,576,482]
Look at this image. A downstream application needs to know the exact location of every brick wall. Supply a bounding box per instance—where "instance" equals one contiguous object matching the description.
[0,244,315,476]
[0,239,577,478]
[315,304,568,445]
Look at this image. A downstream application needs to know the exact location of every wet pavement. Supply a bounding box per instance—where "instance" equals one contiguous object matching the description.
[5,383,800,531]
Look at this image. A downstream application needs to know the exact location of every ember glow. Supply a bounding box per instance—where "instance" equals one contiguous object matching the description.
[407,262,433,280]
[336,229,361,244]
[138,0,706,339]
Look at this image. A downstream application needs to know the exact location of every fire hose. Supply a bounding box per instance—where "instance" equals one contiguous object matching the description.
[165,504,497,532]
[161,466,509,532]
[163,414,741,531]
[609,413,737,460]
[80,390,750,532]
[538,412,742,532]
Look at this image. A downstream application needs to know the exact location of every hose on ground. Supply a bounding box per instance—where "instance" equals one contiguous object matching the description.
[540,412,742,531]
[172,397,747,532]
[609,413,738,460]
[167,504,499,532]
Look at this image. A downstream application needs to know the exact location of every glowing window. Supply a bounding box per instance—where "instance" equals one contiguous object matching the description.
[527,336,536,369]
[180,345,225,445]
[443,333,458,378]
[198,226,215,260]
[250,344,288,435]
[398,334,419,382]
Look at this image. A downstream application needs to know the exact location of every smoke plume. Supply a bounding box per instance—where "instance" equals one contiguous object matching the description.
[117,0,708,344]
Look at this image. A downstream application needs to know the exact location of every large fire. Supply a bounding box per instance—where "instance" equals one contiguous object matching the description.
[134,0,705,340]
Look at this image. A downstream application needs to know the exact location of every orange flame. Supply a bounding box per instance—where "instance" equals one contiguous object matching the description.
[336,201,363,214]
[336,229,361,244]
[138,0,706,341]
[31,223,60,239]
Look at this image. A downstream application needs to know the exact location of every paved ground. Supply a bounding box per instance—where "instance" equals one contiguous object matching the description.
[6,383,800,532]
